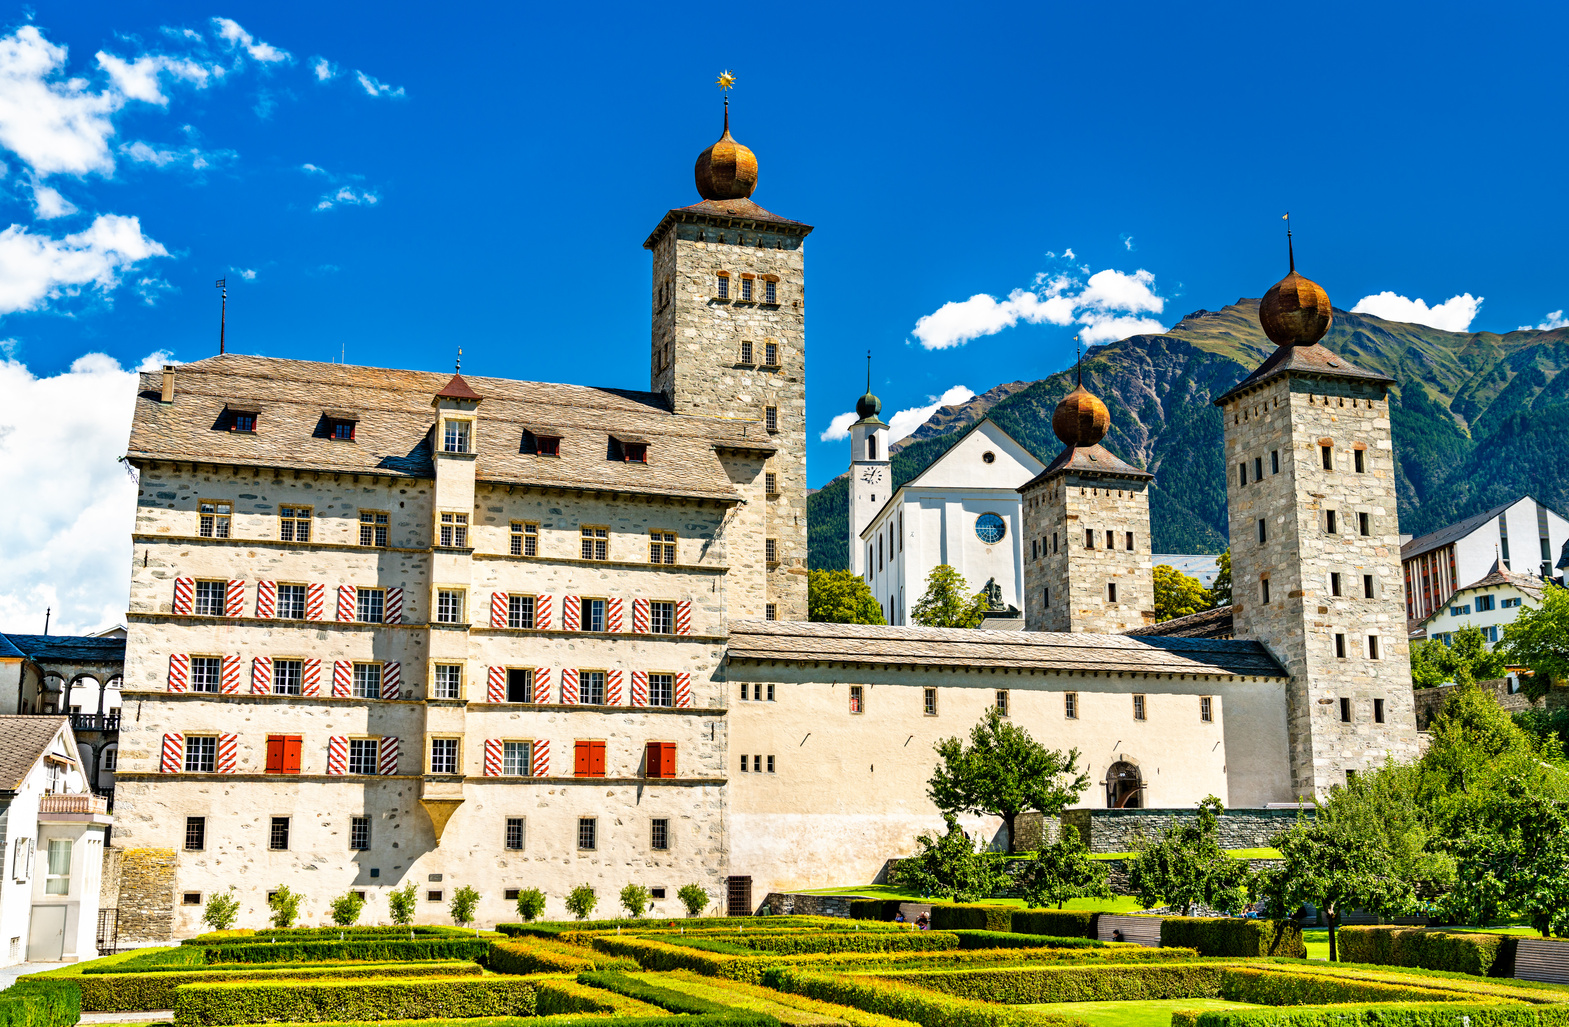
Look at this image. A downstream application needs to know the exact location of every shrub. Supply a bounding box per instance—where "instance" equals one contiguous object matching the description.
[950,931,1105,950]
[577,971,763,1016]
[763,967,1082,1027]
[1160,917,1306,958]
[738,932,959,956]
[1337,926,1519,977]
[268,886,302,929]
[329,892,365,927]
[198,938,490,964]
[679,884,710,917]
[621,884,652,919]
[0,976,79,1027]
[1172,1005,1569,1027]
[531,978,667,1017]
[76,961,479,1012]
[926,905,1014,932]
[172,974,536,1026]
[388,883,417,926]
[487,938,638,974]
[514,888,546,922]
[449,885,480,928]
[566,884,599,920]
[1011,910,1098,939]
[203,890,240,932]
[1218,967,1482,1006]
[851,900,905,921]
[865,963,1230,1004]
[85,946,205,973]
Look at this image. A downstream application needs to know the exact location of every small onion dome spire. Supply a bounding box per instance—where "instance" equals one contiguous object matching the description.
[855,350,881,420]
[694,94,758,201]
[1053,383,1110,447]
[1259,216,1333,346]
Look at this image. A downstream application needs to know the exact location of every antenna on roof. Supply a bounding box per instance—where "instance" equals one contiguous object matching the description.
[456,348,462,374]
[215,278,227,354]
[1283,212,1294,273]
[1075,335,1082,386]
[43,606,50,636]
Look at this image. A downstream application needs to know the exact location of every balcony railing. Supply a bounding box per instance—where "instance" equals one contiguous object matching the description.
[39,793,110,815]
[69,713,120,732]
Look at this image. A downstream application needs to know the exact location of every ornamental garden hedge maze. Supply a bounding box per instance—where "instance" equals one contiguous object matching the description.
[11,913,1569,1027]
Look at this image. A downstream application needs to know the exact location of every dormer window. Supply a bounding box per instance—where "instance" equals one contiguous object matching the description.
[523,430,561,457]
[331,421,354,440]
[610,435,649,463]
[625,443,647,463]
[442,420,471,454]
[323,410,359,441]
[225,405,260,433]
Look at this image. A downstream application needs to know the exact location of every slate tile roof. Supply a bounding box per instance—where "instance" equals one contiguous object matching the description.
[0,716,67,790]
[1214,341,1395,406]
[726,620,1285,678]
[1,634,125,664]
[1124,605,1236,640]
[127,355,773,502]
[642,197,813,248]
[1019,442,1153,491]
[1400,499,1516,562]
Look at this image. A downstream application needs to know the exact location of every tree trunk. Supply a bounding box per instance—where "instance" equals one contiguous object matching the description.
[1003,812,1017,855]
[1327,907,1338,962]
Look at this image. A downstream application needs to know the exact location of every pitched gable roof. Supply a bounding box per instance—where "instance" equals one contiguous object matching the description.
[1400,499,1518,562]
[1213,340,1395,407]
[0,716,68,791]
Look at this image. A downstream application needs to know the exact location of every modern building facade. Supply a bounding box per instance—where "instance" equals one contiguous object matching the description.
[1401,496,1569,625]
[1414,558,1543,646]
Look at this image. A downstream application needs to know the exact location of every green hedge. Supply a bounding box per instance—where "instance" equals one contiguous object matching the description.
[172,974,535,1026]
[496,916,850,937]
[576,971,768,1017]
[0,977,79,1027]
[77,961,478,1012]
[950,932,1105,951]
[589,936,761,982]
[1160,918,1306,958]
[197,938,490,965]
[739,932,960,955]
[1170,1004,1569,1027]
[762,967,1083,1027]
[488,938,637,974]
[85,947,205,973]
[926,906,1015,933]
[100,959,403,975]
[247,1016,774,1027]
[1218,967,1485,1005]
[851,901,907,921]
[868,963,1229,1004]
[1010,911,1099,939]
[181,926,470,945]
[1338,927,1520,977]
[531,978,670,1017]
[800,947,1199,973]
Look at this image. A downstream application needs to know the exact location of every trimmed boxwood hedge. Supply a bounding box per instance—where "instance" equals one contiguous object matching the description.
[1219,967,1486,1005]
[488,938,637,974]
[1011,911,1099,939]
[1338,927,1520,977]
[0,976,79,1027]
[868,963,1231,1004]
[761,967,1083,1027]
[1171,1004,1569,1027]
[77,960,479,1012]
[926,906,1015,933]
[249,1015,780,1027]
[851,901,907,921]
[496,916,852,937]
[736,932,959,955]
[577,971,770,1017]
[198,938,490,964]
[1160,918,1306,958]
[172,974,536,1026]
[949,932,1105,951]
[181,926,471,945]
[85,947,205,973]
[531,977,670,1017]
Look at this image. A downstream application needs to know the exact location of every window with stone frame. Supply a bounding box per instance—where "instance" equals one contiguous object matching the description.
[185,816,206,851]
[429,738,459,775]
[184,735,217,773]
[508,594,536,629]
[269,817,290,850]
[739,340,754,364]
[740,276,754,301]
[1200,696,1213,722]
[578,598,606,632]
[272,659,303,695]
[580,526,608,561]
[352,663,381,699]
[442,419,471,454]
[277,583,307,619]
[849,685,864,713]
[650,531,677,564]
[348,739,379,775]
[190,656,221,694]
[764,340,779,365]
[579,671,605,705]
[193,579,226,617]
[199,500,232,538]
[280,505,312,542]
[502,741,532,776]
[359,510,389,547]
[765,603,777,621]
[651,818,669,850]
[1367,634,1381,660]
[766,538,779,563]
[356,587,385,623]
[715,272,730,300]
[350,817,371,850]
[1359,511,1371,537]
[1133,693,1147,721]
[439,512,469,548]
[1354,447,1366,473]
[764,280,777,304]
[650,600,675,634]
[436,589,465,623]
[648,673,674,708]
[511,521,539,557]
[764,406,778,433]
[996,689,1009,716]
[578,817,597,850]
[765,472,778,495]
[505,817,526,850]
[433,664,463,699]
[1261,578,1271,604]
[1064,692,1078,719]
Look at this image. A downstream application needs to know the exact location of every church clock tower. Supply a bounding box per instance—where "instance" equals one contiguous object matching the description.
[847,376,890,578]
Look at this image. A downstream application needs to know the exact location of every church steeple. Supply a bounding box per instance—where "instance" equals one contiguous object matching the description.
[848,352,891,578]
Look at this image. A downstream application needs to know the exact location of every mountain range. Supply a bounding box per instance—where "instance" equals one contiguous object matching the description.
[807,301,1569,570]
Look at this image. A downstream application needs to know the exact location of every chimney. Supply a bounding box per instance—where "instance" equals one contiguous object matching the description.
[160,364,175,404]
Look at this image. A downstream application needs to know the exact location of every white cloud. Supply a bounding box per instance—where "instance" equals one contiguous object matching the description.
[1120,233,1134,251]
[1520,310,1569,331]
[96,51,216,105]
[29,178,77,218]
[233,267,256,280]
[119,139,232,170]
[0,350,173,635]
[301,162,327,175]
[1350,291,1482,332]
[819,411,858,442]
[314,186,378,211]
[211,18,291,65]
[354,71,405,98]
[312,58,336,81]
[911,289,1075,350]
[887,385,976,442]
[0,214,168,315]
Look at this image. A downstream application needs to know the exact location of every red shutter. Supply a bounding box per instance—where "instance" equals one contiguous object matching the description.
[283,737,302,774]
[590,740,606,777]
[645,741,661,778]
[265,736,285,774]
[574,740,590,778]
[660,742,677,779]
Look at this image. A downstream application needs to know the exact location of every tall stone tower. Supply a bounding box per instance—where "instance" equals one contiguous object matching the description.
[847,373,890,577]
[1214,241,1421,798]
[1019,370,1155,632]
[645,96,813,619]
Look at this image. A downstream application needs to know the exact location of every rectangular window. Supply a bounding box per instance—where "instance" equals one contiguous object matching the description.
[1042,586,1049,608]
[1200,696,1213,723]
[331,419,355,441]
[765,472,778,495]
[1326,509,1337,534]
[1476,594,1494,612]
[1359,512,1370,536]
[348,739,379,775]
[1085,529,1095,548]
[183,891,203,906]
[442,420,470,454]
[1107,582,1118,602]
[649,673,674,707]
[580,526,608,561]
[1354,448,1365,473]
[433,664,463,700]
[427,890,443,902]
[199,500,232,539]
[185,816,206,852]
[1322,445,1334,470]
[574,740,606,778]
[270,817,290,851]
[44,839,70,896]
[511,522,539,557]
[505,817,525,851]
[429,738,459,775]
[1239,462,1248,487]
[996,689,1009,716]
[194,580,226,617]
[492,739,528,776]
[765,280,777,304]
[651,818,669,850]
[353,662,380,699]
[508,594,536,629]
[765,406,778,433]
[1261,579,1271,604]
[265,735,303,774]
[766,683,775,701]
[766,537,779,563]
[190,656,221,693]
[579,670,606,705]
[1374,698,1386,724]
[1504,596,1522,608]
[650,531,677,564]
[739,339,753,363]
[1105,530,1115,549]
[1363,574,1375,599]
[1126,531,1135,550]
[280,506,312,542]
[764,341,778,365]
[623,442,648,463]
[436,589,465,623]
[1065,692,1078,719]
[716,274,729,299]
[1368,635,1381,660]
[740,754,749,773]
[1254,456,1263,482]
[766,754,776,773]
[356,587,385,623]
[1052,532,1058,554]
[1271,450,1279,474]
[359,511,389,547]
[849,685,864,714]
[578,817,597,850]
[650,601,675,634]
[277,584,306,620]
[1133,694,1146,721]
[1330,572,1342,596]
[923,687,937,716]
[264,657,302,695]
[1335,633,1347,658]
[740,277,753,301]
[646,741,677,778]
[579,598,606,632]
[231,412,256,432]
[439,512,469,548]
[350,816,371,850]
[1339,697,1352,722]
[184,735,217,773]
[1257,519,1267,544]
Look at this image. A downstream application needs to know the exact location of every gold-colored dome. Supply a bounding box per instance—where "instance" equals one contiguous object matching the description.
[1053,384,1110,447]
[694,100,757,201]
[1259,243,1332,346]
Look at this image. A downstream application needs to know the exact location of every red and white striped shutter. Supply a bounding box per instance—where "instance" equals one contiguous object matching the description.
[301,659,321,696]
[532,668,551,704]
[225,579,245,618]
[306,582,326,621]
[332,660,352,698]
[381,662,401,700]
[255,580,277,619]
[379,737,399,775]
[676,672,693,708]
[563,595,580,632]
[530,739,549,777]
[536,594,552,630]
[490,591,507,628]
[167,653,189,693]
[676,600,693,635]
[217,733,238,774]
[173,577,194,615]
[220,655,241,695]
[560,668,579,705]
[605,669,623,706]
[250,656,272,695]
[326,736,348,775]
[161,733,184,773]
[486,666,505,703]
[337,585,356,621]
[632,598,650,633]
[631,670,649,707]
[606,597,623,632]
[384,587,403,624]
[483,739,502,777]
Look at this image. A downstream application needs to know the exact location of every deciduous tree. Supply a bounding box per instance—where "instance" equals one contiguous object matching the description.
[449,885,480,927]
[202,889,239,931]
[388,882,417,925]
[620,883,651,918]
[1447,788,1569,937]
[267,885,301,929]
[329,891,364,927]
[1209,549,1232,607]
[677,884,709,917]
[566,883,598,920]
[808,569,886,624]
[911,565,988,628]
[1500,583,1569,700]
[898,814,1006,902]
[1153,564,1211,622]
[514,887,546,922]
[1018,827,1111,909]
[1126,796,1251,916]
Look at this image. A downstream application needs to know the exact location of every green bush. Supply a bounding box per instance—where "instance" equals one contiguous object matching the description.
[1337,926,1519,977]
[763,967,1082,1027]
[329,892,366,927]
[172,974,536,1026]
[202,891,240,932]
[1011,910,1099,939]
[867,963,1230,1004]
[268,886,302,929]
[621,884,652,919]
[514,888,547,922]
[950,931,1105,950]
[198,938,490,964]
[77,961,480,1012]
[388,883,417,926]
[1170,1003,1569,1027]
[1160,918,1306,958]
[84,946,205,973]
[493,915,856,937]
[1218,967,1484,1006]
[926,905,1014,932]
[105,959,418,976]
[0,976,79,1027]
[531,978,668,1017]
[851,900,906,921]
[738,931,959,955]
[182,925,466,945]
[577,971,773,1018]
[566,884,599,920]
[797,946,1199,974]
[679,884,711,917]
[487,938,637,974]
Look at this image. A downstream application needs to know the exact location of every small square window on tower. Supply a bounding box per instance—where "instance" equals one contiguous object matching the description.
[764,406,778,433]
[739,340,753,364]
[740,277,753,302]
[765,472,778,495]
[715,272,730,300]
[1354,448,1365,473]
[1322,444,1334,470]
[764,280,777,304]
[765,603,777,621]
[764,341,778,365]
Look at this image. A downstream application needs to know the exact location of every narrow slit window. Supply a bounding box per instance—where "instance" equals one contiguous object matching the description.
[1330,572,1342,596]
[1200,696,1213,723]
[1064,692,1077,719]
[1339,698,1352,722]
[1374,698,1385,723]
[1359,512,1371,536]
[1335,633,1346,658]
[1354,448,1365,473]
[765,406,778,433]
[1133,694,1146,721]
[1363,574,1375,599]
[1271,450,1279,474]
[1261,579,1271,604]
[1322,445,1334,470]
[1368,634,1381,660]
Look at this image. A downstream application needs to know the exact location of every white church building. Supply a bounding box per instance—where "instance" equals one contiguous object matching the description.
[848,393,1044,625]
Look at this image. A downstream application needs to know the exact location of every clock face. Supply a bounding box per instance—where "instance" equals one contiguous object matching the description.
[860,467,883,485]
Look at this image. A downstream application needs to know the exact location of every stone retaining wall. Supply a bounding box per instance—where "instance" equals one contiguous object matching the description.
[1411,678,1542,730]
[114,847,176,942]
[1019,808,1309,854]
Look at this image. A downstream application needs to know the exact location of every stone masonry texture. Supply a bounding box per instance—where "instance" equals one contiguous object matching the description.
[1023,474,1155,633]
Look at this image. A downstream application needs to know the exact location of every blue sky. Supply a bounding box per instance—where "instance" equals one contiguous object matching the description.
[4,0,1569,632]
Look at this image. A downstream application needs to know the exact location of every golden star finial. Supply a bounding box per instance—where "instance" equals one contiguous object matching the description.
[716,70,736,92]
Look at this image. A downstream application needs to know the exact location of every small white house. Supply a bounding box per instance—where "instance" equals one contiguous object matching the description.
[1415,559,1544,647]
[1402,496,1569,624]
[0,716,112,965]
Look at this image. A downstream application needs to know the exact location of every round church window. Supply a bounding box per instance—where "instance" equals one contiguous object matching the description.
[975,513,1006,545]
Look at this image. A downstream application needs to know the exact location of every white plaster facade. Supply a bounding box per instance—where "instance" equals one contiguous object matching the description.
[1401,496,1569,623]
[1415,563,1540,647]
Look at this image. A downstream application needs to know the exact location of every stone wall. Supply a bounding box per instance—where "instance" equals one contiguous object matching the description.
[1411,678,1543,730]
[1023,473,1155,633]
[1049,807,1311,853]
[114,847,176,942]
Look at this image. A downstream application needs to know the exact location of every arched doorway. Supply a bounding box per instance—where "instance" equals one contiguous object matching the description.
[1105,761,1143,808]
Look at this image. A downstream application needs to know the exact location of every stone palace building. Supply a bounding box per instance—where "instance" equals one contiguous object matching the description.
[111,100,1418,935]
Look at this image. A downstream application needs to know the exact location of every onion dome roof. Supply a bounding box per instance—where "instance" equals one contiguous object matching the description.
[1259,243,1332,346]
[694,100,758,201]
[1052,383,1110,447]
[856,391,881,421]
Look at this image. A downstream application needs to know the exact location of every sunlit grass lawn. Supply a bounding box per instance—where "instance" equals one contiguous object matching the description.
[1018,999,1263,1027]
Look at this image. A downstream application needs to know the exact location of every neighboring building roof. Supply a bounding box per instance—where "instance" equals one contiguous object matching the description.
[0,635,24,660]
[1400,499,1516,562]
[127,355,769,503]
[859,417,1044,539]
[725,620,1285,678]
[1019,441,1153,491]
[1,634,125,664]
[1415,559,1547,633]
[643,197,813,249]
[1213,341,1395,407]
[1124,605,1236,640]
[0,716,67,791]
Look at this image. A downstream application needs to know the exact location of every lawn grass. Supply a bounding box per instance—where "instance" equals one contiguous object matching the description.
[794,886,1142,913]
[1017,999,1262,1027]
